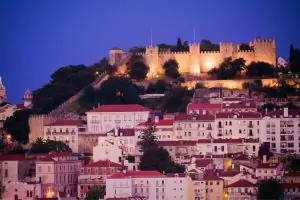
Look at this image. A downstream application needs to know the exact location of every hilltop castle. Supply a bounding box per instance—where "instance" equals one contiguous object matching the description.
[109,37,276,77]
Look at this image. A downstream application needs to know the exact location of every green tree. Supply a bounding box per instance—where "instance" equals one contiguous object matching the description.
[139,147,185,173]
[146,80,169,94]
[176,37,183,51]
[257,179,283,200]
[85,186,105,200]
[246,62,276,77]
[140,121,158,152]
[209,57,246,79]
[30,138,72,154]
[258,143,273,160]
[3,109,37,144]
[289,44,300,73]
[33,65,96,114]
[195,82,206,89]
[127,55,149,80]
[163,59,180,79]
[242,80,263,92]
[200,39,220,51]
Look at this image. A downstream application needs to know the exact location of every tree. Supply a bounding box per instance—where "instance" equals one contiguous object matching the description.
[257,179,283,200]
[242,80,263,92]
[3,109,37,144]
[258,143,273,160]
[163,59,180,79]
[246,62,276,77]
[200,39,220,51]
[239,43,253,51]
[195,82,206,89]
[139,147,185,174]
[286,156,300,172]
[146,80,169,94]
[208,57,246,79]
[85,186,105,200]
[140,121,158,152]
[30,138,72,154]
[127,55,149,80]
[289,44,300,73]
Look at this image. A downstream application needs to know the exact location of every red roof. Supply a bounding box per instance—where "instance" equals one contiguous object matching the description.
[175,113,215,121]
[197,138,259,144]
[138,119,173,126]
[106,197,146,200]
[84,160,122,168]
[0,155,26,161]
[157,140,197,146]
[187,103,222,110]
[203,170,223,180]
[215,112,261,119]
[108,170,164,179]
[221,170,240,177]
[222,101,257,109]
[195,159,213,168]
[256,162,280,169]
[227,179,256,187]
[264,109,300,118]
[281,183,300,189]
[46,120,84,126]
[88,104,151,113]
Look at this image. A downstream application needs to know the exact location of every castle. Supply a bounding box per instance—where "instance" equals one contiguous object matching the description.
[109,37,276,78]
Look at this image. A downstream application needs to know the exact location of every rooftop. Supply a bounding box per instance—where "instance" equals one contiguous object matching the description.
[227,179,256,187]
[108,170,164,179]
[88,104,151,113]
[83,160,123,168]
[46,119,84,126]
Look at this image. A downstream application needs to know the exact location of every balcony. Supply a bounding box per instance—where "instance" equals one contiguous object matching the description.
[206,126,212,130]
[248,124,254,128]
[79,178,105,185]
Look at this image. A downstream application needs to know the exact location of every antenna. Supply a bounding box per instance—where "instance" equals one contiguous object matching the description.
[150,29,153,46]
[193,28,196,43]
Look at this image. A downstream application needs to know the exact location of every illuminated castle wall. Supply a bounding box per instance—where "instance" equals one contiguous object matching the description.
[109,37,276,77]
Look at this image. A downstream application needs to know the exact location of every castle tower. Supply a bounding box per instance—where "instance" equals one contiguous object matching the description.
[251,37,276,66]
[189,43,200,75]
[220,42,235,58]
[145,45,160,77]
[23,89,33,108]
[0,76,7,103]
[108,47,126,66]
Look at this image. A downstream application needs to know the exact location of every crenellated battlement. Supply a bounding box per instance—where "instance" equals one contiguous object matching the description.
[159,51,190,55]
[237,50,255,53]
[200,50,220,54]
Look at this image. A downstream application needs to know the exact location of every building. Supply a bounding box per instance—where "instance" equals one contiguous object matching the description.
[86,104,151,134]
[44,120,86,153]
[105,170,194,200]
[109,37,276,77]
[2,181,42,200]
[226,179,257,200]
[0,76,7,104]
[186,103,222,115]
[78,133,102,153]
[78,160,123,199]
[262,108,300,154]
[35,152,81,198]
[203,170,224,200]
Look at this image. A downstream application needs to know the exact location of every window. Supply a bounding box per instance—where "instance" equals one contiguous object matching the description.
[80,168,84,174]
[111,168,115,174]
[4,169,8,177]
[102,168,106,174]
[95,168,98,174]
[87,168,91,174]
[48,166,51,172]
[38,166,42,173]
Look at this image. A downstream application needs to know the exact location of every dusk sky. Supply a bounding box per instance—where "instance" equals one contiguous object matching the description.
[0,0,300,103]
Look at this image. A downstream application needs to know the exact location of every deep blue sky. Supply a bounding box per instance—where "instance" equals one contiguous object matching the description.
[1,0,300,103]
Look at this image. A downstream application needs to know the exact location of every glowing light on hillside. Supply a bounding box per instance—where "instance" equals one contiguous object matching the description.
[205,60,214,69]
[191,64,200,74]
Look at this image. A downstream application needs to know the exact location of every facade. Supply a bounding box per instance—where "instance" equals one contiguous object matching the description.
[35,153,81,198]
[203,170,224,200]
[44,120,86,153]
[109,37,276,77]
[78,160,122,199]
[86,104,151,134]
[227,179,257,200]
[2,181,42,200]
[105,170,194,200]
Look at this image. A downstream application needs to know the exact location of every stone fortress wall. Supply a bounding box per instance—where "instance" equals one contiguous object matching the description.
[109,37,276,78]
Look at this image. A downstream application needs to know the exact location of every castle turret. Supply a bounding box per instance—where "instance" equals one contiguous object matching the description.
[108,47,126,66]
[23,89,33,108]
[251,37,276,66]
[0,76,7,103]
[145,45,160,77]
[189,43,200,75]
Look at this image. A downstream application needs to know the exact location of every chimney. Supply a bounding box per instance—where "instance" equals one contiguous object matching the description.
[114,128,119,136]
[284,107,288,117]
[154,116,159,123]
[263,155,267,163]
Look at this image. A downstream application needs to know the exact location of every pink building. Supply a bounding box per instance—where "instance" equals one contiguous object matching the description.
[78,160,123,199]
[186,103,222,115]
[227,179,257,200]
[35,152,81,198]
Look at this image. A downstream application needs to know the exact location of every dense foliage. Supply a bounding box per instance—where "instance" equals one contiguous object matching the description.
[85,186,105,200]
[139,147,185,174]
[146,79,169,94]
[127,55,149,80]
[245,62,276,77]
[208,57,246,79]
[286,156,300,172]
[30,138,72,153]
[163,59,180,79]
[33,59,108,114]
[257,179,283,199]
[258,143,273,160]
[75,77,141,113]
[139,121,158,152]
[3,109,37,144]
[200,39,220,51]
[289,44,300,73]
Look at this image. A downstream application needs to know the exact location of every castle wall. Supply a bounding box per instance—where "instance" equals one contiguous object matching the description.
[233,51,255,65]
[28,115,56,143]
[199,51,223,73]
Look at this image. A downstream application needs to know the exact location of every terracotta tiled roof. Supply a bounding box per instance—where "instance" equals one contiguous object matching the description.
[138,119,173,126]
[106,197,146,200]
[203,170,223,180]
[0,155,26,161]
[222,101,257,109]
[256,162,279,169]
[216,112,261,119]
[221,170,240,177]
[88,104,151,113]
[283,172,300,177]
[175,113,215,121]
[108,170,164,179]
[166,173,187,177]
[84,160,122,168]
[187,103,222,110]
[197,138,259,144]
[46,120,84,126]
[227,179,256,187]
[195,159,213,168]
[281,183,300,189]
[157,140,197,146]
[264,109,300,118]
[104,128,135,137]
